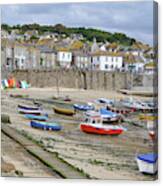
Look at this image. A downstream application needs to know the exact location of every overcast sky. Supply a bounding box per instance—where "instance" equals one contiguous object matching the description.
[1,1,155,45]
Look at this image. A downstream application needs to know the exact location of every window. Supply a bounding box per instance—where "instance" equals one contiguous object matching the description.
[85,118,88,122]
[92,120,95,124]
[6,58,10,66]
[105,64,108,69]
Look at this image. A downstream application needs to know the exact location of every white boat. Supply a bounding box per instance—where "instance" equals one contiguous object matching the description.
[121,98,156,111]
[18,107,42,115]
[147,120,157,131]
[136,153,158,174]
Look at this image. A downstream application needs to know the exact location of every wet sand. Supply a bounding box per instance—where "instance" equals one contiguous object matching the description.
[1,87,155,180]
[1,132,61,178]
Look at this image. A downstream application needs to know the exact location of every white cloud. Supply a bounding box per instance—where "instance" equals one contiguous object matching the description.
[1,1,154,45]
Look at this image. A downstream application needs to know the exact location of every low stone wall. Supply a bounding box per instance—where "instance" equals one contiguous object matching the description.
[8,69,154,90]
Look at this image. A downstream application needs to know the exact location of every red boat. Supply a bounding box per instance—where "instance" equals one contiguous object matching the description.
[80,113,124,135]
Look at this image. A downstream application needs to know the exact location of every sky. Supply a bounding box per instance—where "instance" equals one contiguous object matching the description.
[1,1,155,45]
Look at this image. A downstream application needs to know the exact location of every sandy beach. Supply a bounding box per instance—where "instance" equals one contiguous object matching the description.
[1,87,156,180]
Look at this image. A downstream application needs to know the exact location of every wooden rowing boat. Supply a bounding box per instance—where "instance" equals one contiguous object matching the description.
[30,120,61,131]
[53,106,75,116]
[25,114,48,121]
[139,114,157,121]
[18,104,40,110]
[18,108,42,115]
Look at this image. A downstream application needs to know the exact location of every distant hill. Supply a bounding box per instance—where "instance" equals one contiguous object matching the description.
[2,23,136,46]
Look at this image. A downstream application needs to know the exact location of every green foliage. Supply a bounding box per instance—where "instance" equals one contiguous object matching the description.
[2,23,136,46]
[30,35,39,40]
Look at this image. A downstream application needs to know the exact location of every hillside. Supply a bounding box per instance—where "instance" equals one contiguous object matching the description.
[2,23,136,46]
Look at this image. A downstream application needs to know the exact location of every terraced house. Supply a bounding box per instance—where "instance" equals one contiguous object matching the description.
[91,51,123,71]
[1,39,40,70]
[38,46,56,69]
[57,48,72,68]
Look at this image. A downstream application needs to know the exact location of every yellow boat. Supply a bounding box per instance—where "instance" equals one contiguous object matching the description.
[139,114,157,121]
[53,106,75,116]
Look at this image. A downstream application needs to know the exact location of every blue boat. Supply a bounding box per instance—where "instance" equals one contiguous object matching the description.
[30,120,62,131]
[25,114,48,121]
[73,104,94,111]
[100,108,119,122]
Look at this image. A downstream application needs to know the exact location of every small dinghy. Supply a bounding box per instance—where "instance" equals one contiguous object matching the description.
[95,98,114,106]
[25,114,48,121]
[18,104,40,110]
[53,106,75,116]
[30,120,61,131]
[73,104,94,111]
[136,153,158,174]
[80,112,124,135]
[18,107,42,115]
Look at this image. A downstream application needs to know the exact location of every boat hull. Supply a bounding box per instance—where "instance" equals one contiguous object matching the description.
[53,107,75,116]
[80,124,123,135]
[25,114,48,121]
[18,104,40,110]
[18,108,41,115]
[30,121,61,131]
[136,158,158,174]
[73,104,94,111]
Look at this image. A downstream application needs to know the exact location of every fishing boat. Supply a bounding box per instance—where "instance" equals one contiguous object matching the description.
[99,108,120,122]
[73,104,94,111]
[80,112,124,135]
[86,109,120,122]
[25,114,48,121]
[136,153,158,174]
[53,106,75,116]
[30,120,61,131]
[18,104,41,110]
[18,107,42,115]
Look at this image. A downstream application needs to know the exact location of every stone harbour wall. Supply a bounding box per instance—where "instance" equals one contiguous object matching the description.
[8,69,155,90]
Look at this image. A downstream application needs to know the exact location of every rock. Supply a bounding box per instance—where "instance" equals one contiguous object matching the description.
[1,114,11,124]
[1,159,15,173]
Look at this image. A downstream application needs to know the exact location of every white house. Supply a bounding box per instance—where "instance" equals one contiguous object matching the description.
[125,63,144,73]
[1,30,9,39]
[57,49,72,68]
[124,53,145,73]
[91,51,123,71]
[144,62,157,75]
